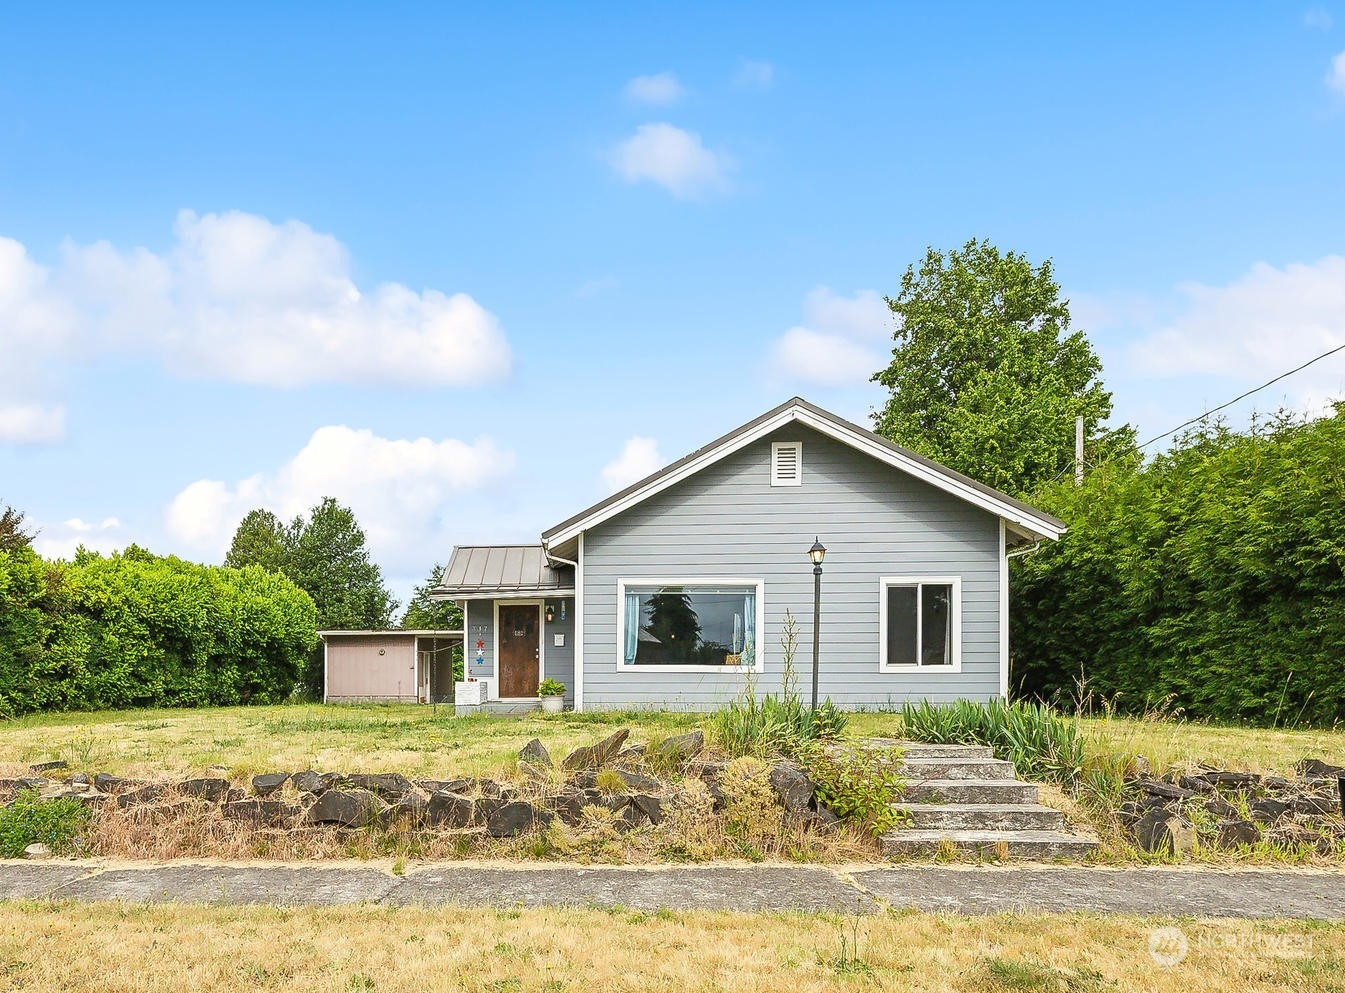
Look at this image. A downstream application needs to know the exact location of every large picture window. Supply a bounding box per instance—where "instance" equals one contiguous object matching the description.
[879,577,961,671]
[618,581,763,670]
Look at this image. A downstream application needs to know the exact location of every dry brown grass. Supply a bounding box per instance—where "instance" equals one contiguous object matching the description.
[0,900,1341,992]
[7,705,1342,785]
[0,705,708,782]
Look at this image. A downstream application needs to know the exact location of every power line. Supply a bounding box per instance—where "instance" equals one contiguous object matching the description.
[1025,339,1345,498]
[1135,341,1345,450]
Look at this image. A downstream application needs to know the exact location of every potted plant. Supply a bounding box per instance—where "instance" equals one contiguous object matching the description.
[538,678,566,714]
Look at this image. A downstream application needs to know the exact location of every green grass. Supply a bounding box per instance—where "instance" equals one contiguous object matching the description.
[0,704,705,781]
[5,703,1344,784]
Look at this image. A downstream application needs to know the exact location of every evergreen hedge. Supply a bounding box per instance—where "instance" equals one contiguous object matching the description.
[1013,405,1345,726]
[0,546,317,716]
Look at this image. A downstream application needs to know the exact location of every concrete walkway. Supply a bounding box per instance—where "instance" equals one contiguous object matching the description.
[5,861,1345,919]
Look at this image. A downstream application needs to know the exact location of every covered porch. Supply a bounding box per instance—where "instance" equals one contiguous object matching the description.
[431,545,577,711]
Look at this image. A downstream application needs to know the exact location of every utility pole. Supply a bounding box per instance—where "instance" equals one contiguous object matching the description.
[1075,416,1085,487]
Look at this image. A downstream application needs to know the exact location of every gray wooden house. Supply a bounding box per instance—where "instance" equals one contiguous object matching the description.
[433,397,1065,712]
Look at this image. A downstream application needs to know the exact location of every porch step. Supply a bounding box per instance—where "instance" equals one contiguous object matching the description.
[880,829,1098,860]
[861,738,993,759]
[898,756,1016,780]
[896,802,1066,832]
[902,778,1039,805]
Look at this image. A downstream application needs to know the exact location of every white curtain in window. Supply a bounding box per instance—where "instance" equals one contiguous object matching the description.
[623,592,640,663]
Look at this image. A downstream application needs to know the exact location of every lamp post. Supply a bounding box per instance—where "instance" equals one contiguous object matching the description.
[808,537,826,710]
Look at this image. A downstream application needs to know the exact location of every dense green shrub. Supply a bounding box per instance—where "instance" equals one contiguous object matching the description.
[0,790,92,857]
[901,699,1085,785]
[805,744,908,837]
[1013,406,1345,727]
[0,545,317,716]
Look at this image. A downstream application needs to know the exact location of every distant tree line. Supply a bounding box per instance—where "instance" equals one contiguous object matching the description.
[0,514,315,717]
[1010,409,1345,725]
[0,494,464,714]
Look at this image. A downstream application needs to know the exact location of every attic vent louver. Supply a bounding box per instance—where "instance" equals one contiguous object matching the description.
[771,441,802,486]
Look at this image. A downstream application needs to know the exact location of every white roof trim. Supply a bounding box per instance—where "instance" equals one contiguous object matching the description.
[544,403,1066,546]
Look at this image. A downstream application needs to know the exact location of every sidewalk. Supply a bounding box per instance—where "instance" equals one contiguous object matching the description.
[4,861,1345,918]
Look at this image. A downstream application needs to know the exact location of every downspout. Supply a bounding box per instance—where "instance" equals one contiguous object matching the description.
[541,539,582,713]
[1006,540,1044,560]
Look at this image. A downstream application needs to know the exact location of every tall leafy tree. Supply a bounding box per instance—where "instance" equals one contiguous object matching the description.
[284,497,397,632]
[225,497,397,697]
[400,563,463,630]
[223,509,288,573]
[872,239,1133,498]
[0,503,34,552]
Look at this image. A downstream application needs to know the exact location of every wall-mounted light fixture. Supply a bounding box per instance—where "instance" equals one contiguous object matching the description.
[545,603,556,623]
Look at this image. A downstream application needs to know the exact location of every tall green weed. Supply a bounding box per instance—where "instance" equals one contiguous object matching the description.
[901,699,1084,785]
[713,610,848,759]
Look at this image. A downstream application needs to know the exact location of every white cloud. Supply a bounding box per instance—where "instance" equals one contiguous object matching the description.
[63,516,120,532]
[769,287,892,386]
[164,425,515,572]
[1305,7,1334,30]
[1329,50,1345,94]
[734,59,774,89]
[0,237,77,444]
[624,72,685,105]
[32,516,125,561]
[610,123,730,198]
[601,437,664,493]
[1130,255,1345,410]
[0,211,513,444]
[0,404,66,444]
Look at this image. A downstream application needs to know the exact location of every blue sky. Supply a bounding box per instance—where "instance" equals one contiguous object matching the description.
[3,3,1344,606]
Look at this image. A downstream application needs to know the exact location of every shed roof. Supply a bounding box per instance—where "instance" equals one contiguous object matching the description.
[433,544,574,599]
[318,630,463,638]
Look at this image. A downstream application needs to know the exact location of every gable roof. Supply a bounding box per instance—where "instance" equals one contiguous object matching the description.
[434,544,575,599]
[541,397,1066,550]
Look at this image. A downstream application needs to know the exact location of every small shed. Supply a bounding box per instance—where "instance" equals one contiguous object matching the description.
[319,629,464,704]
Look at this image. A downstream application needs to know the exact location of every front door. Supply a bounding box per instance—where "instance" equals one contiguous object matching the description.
[498,603,540,698]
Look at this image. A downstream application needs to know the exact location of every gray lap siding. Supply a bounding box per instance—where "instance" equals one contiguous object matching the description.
[580,425,1002,710]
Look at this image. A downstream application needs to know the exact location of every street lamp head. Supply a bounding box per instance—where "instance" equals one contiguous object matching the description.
[808,537,827,566]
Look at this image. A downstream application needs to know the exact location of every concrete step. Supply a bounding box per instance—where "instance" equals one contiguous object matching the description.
[859,738,993,759]
[898,757,1016,780]
[902,779,1039,804]
[896,802,1065,832]
[880,829,1098,860]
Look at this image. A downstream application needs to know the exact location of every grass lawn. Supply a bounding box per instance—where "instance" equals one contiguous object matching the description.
[3,704,1343,782]
[0,705,709,781]
[1,900,1341,992]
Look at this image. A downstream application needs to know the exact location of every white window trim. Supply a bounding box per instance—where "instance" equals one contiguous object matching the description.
[616,577,766,674]
[493,598,545,699]
[770,441,802,486]
[878,575,962,673]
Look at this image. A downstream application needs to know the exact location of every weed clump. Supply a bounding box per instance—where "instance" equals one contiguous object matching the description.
[0,789,92,857]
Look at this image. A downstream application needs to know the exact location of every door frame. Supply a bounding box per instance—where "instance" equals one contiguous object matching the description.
[493,598,545,700]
